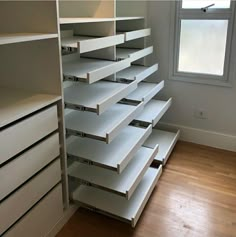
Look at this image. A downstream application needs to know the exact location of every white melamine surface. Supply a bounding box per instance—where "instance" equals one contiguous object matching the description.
[144,129,180,164]
[64,80,137,115]
[0,88,60,128]
[63,57,114,79]
[59,17,144,25]
[61,34,124,53]
[0,159,61,235]
[0,33,58,45]
[0,133,59,201]
[61,35,95,47]
[0,106,58,165]
[60,18,115,24]
[116,17,144,21]
[67,125,152,173]
[116,47,153,61]
[116,64,158,82]
[118,28,151,41]
[3,184,63,237]
[68,145,158,199]
[65,102,143,143]
[63,57,130,84]
[125,81,164,104]
[72,167,162,227]
[135,99,172,127]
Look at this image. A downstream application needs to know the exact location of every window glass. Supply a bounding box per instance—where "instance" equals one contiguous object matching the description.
[178,20,228,76]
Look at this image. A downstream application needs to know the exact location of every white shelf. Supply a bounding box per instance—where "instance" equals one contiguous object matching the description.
[0,88,61,128]
[61,30,124,54]
[125,81,164,104]
[60,18,115,24]
[60,17,144,25]
[117,28,151,42]
[65,102,144,143]
[134,99,172,127]
[66,125,152,173]
[0,33,58,45]
[68,145,158,200]
[116,17,145,21]
[116,64,158,83]
[144,129,180,165]
[72,166,162,228]
[63,56,130,84]
[116,46,153,61]
[64,80,137,115]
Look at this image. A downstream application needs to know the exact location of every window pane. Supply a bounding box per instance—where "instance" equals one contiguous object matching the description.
[178,20,228,76]
[182,0,231,9]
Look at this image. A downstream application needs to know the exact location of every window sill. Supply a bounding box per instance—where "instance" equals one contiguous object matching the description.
[169,75,233,88]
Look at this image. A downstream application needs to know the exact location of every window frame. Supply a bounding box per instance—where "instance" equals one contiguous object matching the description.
[169,0,236,87]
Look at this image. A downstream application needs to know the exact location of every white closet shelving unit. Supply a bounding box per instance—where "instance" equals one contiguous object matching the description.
[0,1,67,236]
[58,0,180,228]
[0,0,180,235]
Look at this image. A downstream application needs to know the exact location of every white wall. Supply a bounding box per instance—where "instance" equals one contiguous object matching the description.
[147,1,236,151]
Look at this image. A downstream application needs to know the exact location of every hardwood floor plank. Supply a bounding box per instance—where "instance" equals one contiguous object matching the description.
[57,141,236,237]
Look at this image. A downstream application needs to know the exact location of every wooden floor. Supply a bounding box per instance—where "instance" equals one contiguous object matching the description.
[57,141,236,237]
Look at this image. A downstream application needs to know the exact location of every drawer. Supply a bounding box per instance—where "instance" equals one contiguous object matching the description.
[68,145,158,200]
[118,28,151,41]
[116,46,153,62]
[0,105,58,165]
[0,133,60,201]
[0,159,61,235]
[144,129,180,165]
[63,54,131,84]
[72,166,162,228]
[116,64,158,83]
[66,102,144,144]
[67,125,152,174]
[64,80,137,115]
[134,98,172,127]
[61,30,125,54]
[125,81,164,105]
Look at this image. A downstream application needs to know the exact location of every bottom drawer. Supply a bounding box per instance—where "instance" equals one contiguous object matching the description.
[3,184,63,237]
[72,166,162,227]
[0,159,61,235]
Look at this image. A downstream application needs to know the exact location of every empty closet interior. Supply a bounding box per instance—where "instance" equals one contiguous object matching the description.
[0,0,180,236]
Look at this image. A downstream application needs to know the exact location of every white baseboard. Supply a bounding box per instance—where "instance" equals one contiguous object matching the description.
[46,204,79,237]
[158,122,236,152]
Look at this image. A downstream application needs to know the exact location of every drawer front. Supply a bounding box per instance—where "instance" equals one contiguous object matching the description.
[3,184,63,237]
[125,28,151,41]
[0,159,61,235]
[0,105,58,165]
[0,133,60,201]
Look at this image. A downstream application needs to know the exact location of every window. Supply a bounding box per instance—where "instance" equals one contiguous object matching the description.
[170,0,235,86]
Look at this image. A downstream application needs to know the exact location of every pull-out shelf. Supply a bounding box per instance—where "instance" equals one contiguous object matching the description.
[134,98,172,127]
[61,30,124,54]
[68,145,158,200]
[117,28,151,42]
[144,129,180,165]
[116,64,158,83]
[64,80,137,115]
[72,166,162,227]
[65,102,144,144]
[125,81,164,105]
[63,55,130,84]
[116,46,153,62]
[67,125,152,173]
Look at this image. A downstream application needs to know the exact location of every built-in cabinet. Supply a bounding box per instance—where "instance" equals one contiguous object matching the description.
[0,0,179,235]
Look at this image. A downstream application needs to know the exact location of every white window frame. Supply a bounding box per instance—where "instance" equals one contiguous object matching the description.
[169,0,236,87]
